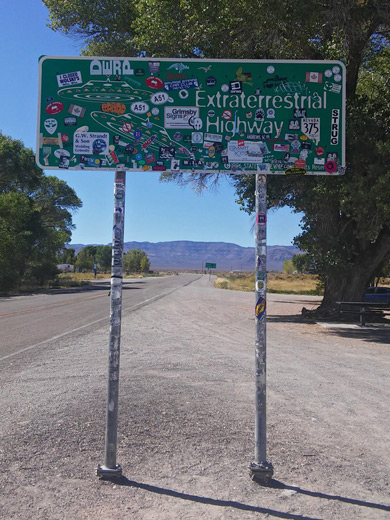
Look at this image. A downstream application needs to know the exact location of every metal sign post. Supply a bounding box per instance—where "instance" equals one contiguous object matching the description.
[249,174,274,483]
[97,166,126,479]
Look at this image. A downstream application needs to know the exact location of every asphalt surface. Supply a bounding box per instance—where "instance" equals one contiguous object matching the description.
[0,273,200,361]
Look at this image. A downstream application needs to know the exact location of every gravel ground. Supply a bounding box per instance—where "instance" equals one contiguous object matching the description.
[1,275,389,519]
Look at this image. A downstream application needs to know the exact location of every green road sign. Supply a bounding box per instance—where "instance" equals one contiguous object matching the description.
[205,263,216,269]
[37,56,345,175]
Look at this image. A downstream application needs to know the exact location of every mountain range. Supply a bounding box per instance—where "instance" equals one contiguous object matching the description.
[69,240,300,272]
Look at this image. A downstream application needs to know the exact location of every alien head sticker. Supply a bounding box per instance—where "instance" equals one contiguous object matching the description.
[44,118,58,135]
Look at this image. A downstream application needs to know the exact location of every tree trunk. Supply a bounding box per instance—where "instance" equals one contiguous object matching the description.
[319,233,390,311]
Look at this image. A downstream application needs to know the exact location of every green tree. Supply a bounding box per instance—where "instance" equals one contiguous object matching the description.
[282,259,294,275]
[57,247,76,264]
[84,245,98,258]
[123,249,150,273]
[75,247,94,271]
[43,0,390,309]
[140,254,151,273]
[0,193,38,290]
[292,253,315,275]
[96,245,112,271]
[43,0,139,56]
[0,132,82,290]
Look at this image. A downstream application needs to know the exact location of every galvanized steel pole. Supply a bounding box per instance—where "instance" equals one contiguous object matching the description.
[97,166,126,479]
[249,174,274,484]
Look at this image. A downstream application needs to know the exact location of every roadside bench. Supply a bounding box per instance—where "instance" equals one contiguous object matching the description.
[336,301,390,326]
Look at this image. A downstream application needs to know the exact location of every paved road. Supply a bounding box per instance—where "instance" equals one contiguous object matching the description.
[0,273,200,361]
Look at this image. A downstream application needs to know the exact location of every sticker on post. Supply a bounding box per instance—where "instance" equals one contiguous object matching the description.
[255,297,266,320]
[256,280,266,292]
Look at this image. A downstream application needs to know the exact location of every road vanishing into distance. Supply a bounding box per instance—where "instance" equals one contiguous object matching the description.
[0,273,200,361]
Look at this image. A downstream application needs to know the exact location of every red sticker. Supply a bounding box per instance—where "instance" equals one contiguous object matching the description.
[61,134,69,143]
[145,76,164,90]
[122,123,133,133]
[315,146,324,156]
[45,101,64,115]
[325,160,337,173]
[294,159,306,168]
[222,110,232,120]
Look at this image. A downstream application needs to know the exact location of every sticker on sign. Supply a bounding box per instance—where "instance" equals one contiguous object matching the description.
[301,118,320,144]
[73,132,109,155]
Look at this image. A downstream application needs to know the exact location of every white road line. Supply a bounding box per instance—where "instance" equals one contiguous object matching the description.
[0,283,189,362]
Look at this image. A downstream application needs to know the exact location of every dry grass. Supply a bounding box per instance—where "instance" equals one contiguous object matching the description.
[267,273,322,294]
[214,273,322,295]
[58,272,109,281]
[214,273,390,295]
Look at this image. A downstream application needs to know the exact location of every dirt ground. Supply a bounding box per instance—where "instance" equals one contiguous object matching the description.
[1,276,389,519]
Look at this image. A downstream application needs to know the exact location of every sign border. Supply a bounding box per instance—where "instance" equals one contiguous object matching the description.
[37,56,346,175]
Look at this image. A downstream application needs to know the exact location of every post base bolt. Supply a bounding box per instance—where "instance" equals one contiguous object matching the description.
[97,464,122,480]
[249,461,274,485]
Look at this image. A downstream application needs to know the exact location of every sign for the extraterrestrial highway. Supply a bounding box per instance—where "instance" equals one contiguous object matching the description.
[37,56,345,175]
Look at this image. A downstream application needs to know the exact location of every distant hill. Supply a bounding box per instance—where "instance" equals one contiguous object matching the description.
[69,240,301,272]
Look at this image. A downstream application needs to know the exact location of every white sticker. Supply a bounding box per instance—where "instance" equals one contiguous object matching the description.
[301,118,320,144]
[204,133,223,142]
[171,159,181,171]
[164,106,199,129]
[57,71,82,87]
[44,118,58,135]
[330,109,340,145]
[54,149,70,158]
[228,141,269,163]
[73,132,109,155]
[150,92,170,105]
[130,101,150,114]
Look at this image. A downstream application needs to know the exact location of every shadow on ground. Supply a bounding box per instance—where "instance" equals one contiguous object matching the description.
[267,312,390,345]
[108,476,389,520]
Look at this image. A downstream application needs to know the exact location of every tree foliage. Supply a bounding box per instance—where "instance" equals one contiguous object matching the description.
[0,132,82,291]
[43,0,390,308]
[282,259,294,275]
[292,253,315,275]
[95,245,112,271]
[57,247,76,264]
[123,249,150,273]
[75,247,94,271]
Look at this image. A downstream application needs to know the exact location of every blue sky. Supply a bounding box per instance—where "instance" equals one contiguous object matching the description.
[0,0,303,247]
